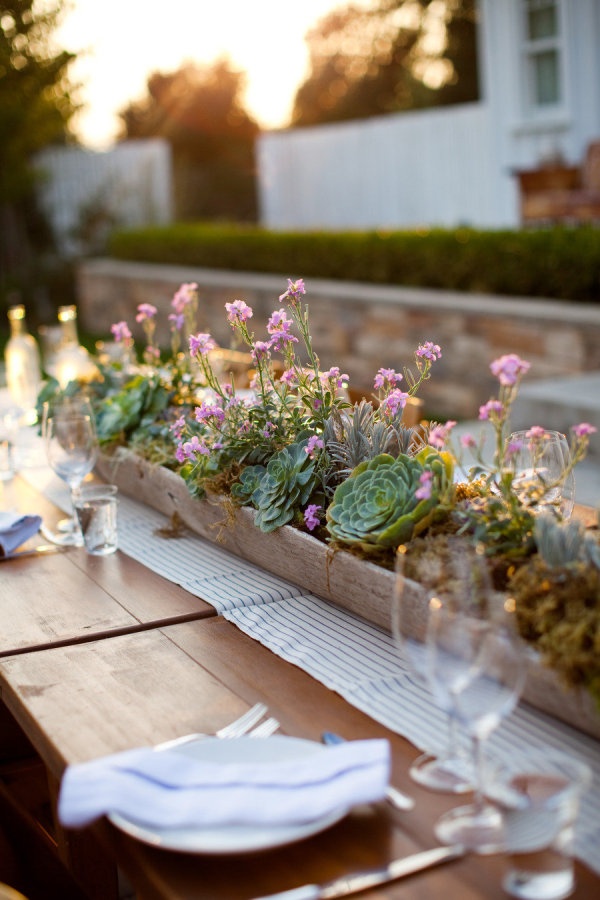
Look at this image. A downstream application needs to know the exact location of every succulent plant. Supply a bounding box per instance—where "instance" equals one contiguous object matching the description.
[231,439,319,533]
[534,513,600,570]
[325,448,453,553]
[323,400,428,478]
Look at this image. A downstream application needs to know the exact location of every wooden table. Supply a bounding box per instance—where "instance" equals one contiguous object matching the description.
[0,477,598,900]
[0,475,215,656]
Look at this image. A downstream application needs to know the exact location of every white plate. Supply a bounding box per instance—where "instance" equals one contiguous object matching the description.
[108,734,349,854]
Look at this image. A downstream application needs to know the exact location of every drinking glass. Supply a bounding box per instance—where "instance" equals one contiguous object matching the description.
[508,430,575,519]
[391,546,474,793]
[44,407,99,545]
[42,393,98,537]
[425,541,527,853]
[488,750,592,900]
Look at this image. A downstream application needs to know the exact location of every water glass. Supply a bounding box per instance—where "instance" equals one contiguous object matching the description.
[489,750,592,899]
[508,430,575,518]
[0,407,19,481]
[74,484,119,555]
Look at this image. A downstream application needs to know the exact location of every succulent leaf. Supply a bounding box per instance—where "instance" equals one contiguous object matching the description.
[232,439,319,533]
[326,451,451,553]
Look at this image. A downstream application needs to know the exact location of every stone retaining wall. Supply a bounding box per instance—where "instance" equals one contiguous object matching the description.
[77,258,600,419]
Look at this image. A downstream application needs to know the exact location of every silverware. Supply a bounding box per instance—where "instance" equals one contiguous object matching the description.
[0,544,71,561]
[321,732,415,812]
[251,844,465,900]
[154,702,269,750]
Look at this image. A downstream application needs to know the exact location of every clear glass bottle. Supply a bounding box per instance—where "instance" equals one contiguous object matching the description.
[53,304,99,387]
[4,305,42,424]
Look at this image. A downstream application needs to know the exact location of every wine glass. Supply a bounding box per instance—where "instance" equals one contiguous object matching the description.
[392,545,474,793]
[426,542,528,853]
[44,405,99,545]
[42,392,98,536]
[508,429,575,519]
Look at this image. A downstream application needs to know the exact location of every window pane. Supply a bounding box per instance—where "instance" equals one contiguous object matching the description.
[526,2,557,40]
[533,50,559,104]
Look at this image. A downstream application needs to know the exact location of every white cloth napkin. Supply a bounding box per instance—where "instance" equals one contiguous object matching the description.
[0,511,42,557]
[58,736,390,830]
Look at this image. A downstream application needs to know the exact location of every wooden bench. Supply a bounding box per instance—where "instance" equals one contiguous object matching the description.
[516,140,600,225]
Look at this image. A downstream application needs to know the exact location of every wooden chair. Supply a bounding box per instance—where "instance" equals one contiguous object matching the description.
[517,140,600,224]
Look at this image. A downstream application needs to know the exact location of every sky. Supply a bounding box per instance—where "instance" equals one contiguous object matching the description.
[55,0,356,149]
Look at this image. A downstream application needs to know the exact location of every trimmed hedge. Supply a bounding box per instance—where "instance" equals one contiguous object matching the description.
[108,223,600,302]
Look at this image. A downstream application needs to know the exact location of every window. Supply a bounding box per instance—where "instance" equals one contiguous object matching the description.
[521,0,563,111]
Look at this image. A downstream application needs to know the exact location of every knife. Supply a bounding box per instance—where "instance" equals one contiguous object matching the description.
[251,844,465,900]
[0,544,71,561]
[321,732,415,812]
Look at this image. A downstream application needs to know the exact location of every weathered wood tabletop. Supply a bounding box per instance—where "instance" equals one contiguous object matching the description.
[1,476,598,900]
[0,617,598,900]
[0,475,215,656]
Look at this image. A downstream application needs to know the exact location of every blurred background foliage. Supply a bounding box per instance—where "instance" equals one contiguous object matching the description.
[108,222,600,303]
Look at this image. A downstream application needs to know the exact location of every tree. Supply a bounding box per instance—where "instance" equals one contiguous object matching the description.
[119,59,259,222]
[0,0,78,308]
[292,0,479,127]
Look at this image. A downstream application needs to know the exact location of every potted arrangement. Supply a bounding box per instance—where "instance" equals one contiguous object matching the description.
[45,278,600,738]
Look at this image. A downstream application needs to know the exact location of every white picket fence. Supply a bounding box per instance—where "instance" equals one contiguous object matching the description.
[257,102,521,230]
[34,139,173,256]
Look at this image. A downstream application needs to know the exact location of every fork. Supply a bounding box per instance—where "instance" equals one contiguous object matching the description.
[247,716,280,738]
[155,702,269,751]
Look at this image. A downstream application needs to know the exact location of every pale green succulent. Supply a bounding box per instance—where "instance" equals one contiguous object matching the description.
[325,448,453,553]
[534,513,600,570]
[231,439,318,533]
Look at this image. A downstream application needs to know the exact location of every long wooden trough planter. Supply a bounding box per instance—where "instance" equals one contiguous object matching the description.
[97,448,600,743]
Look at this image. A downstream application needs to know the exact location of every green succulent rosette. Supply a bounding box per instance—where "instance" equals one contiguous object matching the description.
[326,449,452,552]
[231,439,319,533]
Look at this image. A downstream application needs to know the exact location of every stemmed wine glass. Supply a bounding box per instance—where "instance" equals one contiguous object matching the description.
[425,540,528,853]
[392,545,474,793]
[43,395,99,545]
[508,429,575,519]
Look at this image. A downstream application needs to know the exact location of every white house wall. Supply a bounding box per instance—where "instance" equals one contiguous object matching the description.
[257,102,516,230]
[258,0,600,232]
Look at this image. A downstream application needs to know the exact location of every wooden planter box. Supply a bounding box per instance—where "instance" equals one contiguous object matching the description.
[97,448,600,742]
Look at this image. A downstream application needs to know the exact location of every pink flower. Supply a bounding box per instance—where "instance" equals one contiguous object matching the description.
[189,333,217,356]
[225,300,253,324]
[374,367,403,390]
[111,321,132,343]
[171,283,198,314]
[415,470,433,500]
[181,436,209,459]
[279,278,306,303]
[251,341,271,361]
[135,303,157,323]
[304,435,324,458]
[169,416,186,439]
[479,399,504,421]
[303,503,322,531]
[490,354,530,386]
[280,368,297,386]
[526,426,549,441]
[572,422,597,437]
[194,403,225,424]
[505,438,524,458]
[380,389,409,417]
[321,367,348,389]
[169,313,184,331]
[416,341,442,361]
[460,433,477,449]
[428,420,456,449]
